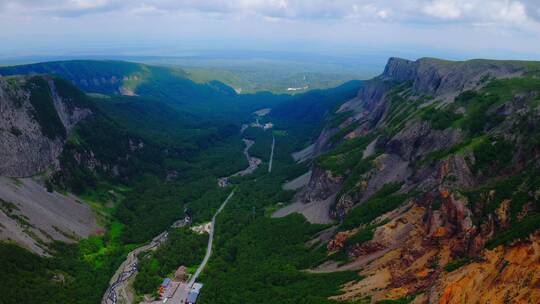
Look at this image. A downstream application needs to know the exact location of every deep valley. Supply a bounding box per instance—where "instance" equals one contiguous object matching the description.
[2,56,540,304]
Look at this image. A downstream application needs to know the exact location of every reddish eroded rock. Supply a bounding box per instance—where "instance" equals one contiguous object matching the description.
[348,241,386,258]
[438,190,473,235]
[327,230,355,252]
[495,199,511,229]
[312,58,540,303]
[399,247,427,269]
[331,194,357,220]
[437,234,540,304]
[439,162,450,182]
[517,201,534,221]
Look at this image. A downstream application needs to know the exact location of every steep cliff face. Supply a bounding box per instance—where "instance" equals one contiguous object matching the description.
[0,76,100,255]
[303,58,533,210]
[381,57,525,98]
[292,58,540,303]
[0,76,92,177]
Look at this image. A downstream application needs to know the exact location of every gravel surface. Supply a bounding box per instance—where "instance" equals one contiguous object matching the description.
[0,176,100,255]
[272,194,335,224]
[282,171,312,191]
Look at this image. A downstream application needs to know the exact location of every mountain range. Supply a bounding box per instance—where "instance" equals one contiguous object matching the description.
[1,57,540,304]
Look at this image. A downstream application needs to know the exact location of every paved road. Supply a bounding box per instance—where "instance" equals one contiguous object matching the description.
[102,217,189,304]
[187,191,234,288]
[268,136,275,173]
[161,191,235,304]
[102,232,167,304]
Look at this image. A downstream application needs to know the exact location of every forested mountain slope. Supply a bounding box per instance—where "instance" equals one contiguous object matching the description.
[0,60,364,304]
[0,60,200,97]
[0,60,271,115]
[288,57,540,303]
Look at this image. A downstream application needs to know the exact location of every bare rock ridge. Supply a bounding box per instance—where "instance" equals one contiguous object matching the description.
[285,57,540,303]
[312,57,530,157]
[285,57,521,219]
[382,57,526,98]
[0,76,92,177]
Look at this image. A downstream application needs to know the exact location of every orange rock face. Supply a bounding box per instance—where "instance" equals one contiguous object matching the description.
[438,236,540,304]
[327,230,356,252]
[325,189,540,304]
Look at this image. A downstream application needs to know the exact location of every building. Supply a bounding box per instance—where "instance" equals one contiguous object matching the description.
[161,278,171,287]
[192,283,203,293]
[158,277,171,296]
[174,265,188,282]
[186,292,198,304]
[186,283,203,304]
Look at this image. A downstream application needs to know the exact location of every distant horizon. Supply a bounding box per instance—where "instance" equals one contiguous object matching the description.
[2,1,540,66]
[3,48,540,83]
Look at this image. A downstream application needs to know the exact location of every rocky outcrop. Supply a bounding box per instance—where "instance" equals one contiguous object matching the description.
[436,234,540,304]
[382,57,526,99]
[300,57,540,303]
[300,165,343,203]
[0,76,91,177]
[302,57,532,217]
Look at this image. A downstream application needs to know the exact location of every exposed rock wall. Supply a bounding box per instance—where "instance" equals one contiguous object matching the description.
[295,57,540,303]
[302,57,530,217]
[382,57,525,99]
[0,76,91,177]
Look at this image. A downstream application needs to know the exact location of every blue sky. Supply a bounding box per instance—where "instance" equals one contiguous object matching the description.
[1,0,540,61]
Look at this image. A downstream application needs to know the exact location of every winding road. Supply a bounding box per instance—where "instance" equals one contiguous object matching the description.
[102,218,189,304]
[102,231,169,304]
[104,111,268,304]
[188,191,234,287]
[165,191,235,304]
[102,181,237,304]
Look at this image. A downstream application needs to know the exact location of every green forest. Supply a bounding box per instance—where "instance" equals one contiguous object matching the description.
[134,228,208,295]
[0,61,361,304]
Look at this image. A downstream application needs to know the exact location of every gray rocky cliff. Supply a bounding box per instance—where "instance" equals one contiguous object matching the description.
[300,57,532,220]
[381,57,526,99]
[0,76,92,177]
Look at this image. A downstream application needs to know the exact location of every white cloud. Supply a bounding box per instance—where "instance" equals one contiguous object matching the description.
[0,0,539,59]
[72,0,109,9]
[496,1,528,23]
[423,0,462,19]
[0,0,537,26]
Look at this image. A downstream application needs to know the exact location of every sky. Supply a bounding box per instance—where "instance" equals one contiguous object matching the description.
[1,0,540,62]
